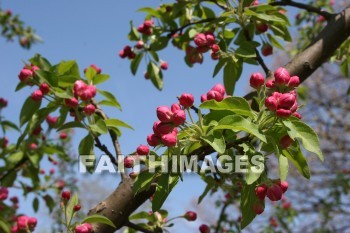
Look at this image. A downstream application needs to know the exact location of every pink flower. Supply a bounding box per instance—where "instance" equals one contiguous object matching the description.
[194,33,208,47]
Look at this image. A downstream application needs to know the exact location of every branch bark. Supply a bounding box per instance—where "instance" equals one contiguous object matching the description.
[88,6,350,233]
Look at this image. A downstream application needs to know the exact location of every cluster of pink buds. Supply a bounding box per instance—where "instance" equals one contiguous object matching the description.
[146,93,194,147]
[18,64,39,83]
[137,19,154,35]
[253,180,289,215]
[119,45,136,59]
[263,67,301,118]
[201,84,226,102]
[0,137,9,149]
[193,32,221,60]
[83,64,102,74]
[185,46,203,64]
[75,223,93,233]
[11,216,37,233]
[0,97,8,108]
[0,187,9,201]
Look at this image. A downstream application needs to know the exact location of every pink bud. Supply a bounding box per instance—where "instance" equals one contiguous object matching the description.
[211,52,220,60]
[205,32,215,45]
[17,216,29,229]
[144,19,154,27]
[250,72,265,89]
[136,40,144,49]
[252,0,259,6]
[0,187,9,201]
[49,168,55,175]
[0,98,8,108]
[265,79,275,88]
[80,85,96,101]
[161,133,177,147]
[73,204,81,212]
[83,104,96,115]
[156,106,173,122]
[160,61,168,70]
[274,67,290,85]
[173,110,186,125]
[147,134,161,147]
[278,93,296,109]
[60,132,68,140]
[124,156,135,168]
[207,90,224,102]
[253,202,264,215]
[184,211,197,221]
[266,184,283,201]
[74,80,87,97]
[29,143,38,150]
[292,112,302,119]
[61,190,71,200]
[211,84,226,95]
[276,109,292,117]
[89,64,101,74]
[136,145,150,155]
[28,217,37,229]
[119,50,127,58]
[256,22,268,33]
[199,224,210,233]
[265,96,278,111]
[18,68,33,82]
[200,94,208,102]
[280,135,293,148]
[171,103,181,113]
[39,83,50,95]
[11,226,18,233]
[290,100,298,113]
[46,115,58,127]
[278,180,289,193]
[261,43,273,56]
[75,223,93,233]
[65,98,79,108]
[31,65,40,72]
[31,90,43,102]
[194,33,208,47]
[179,93,194,108]
[154,122,174,135]
[210,44,220,53]
[255,184,267,200]
[288,76,300,87]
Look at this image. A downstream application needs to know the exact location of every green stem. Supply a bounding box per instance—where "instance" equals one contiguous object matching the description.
[186,108,195,124]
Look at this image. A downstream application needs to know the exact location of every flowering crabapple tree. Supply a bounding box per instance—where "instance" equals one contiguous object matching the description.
[0,0,350,233]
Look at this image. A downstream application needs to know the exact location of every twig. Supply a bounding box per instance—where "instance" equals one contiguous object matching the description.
[125,221,155,233]
[166,18,217,38]
[254,48,271,76]
[270,0,335,20]
[215,202,229,233]
[93,136,118,167]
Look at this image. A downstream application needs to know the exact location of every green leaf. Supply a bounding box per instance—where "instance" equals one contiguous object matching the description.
[200,97,255,118]
[0,218,11,233]
[278,154,289,181]
[105,118,133,130]
[223,60,242,95]
[240,183,259,229]
[235,41,258,58]
[33,197,39,212]
[1,170,17,187]
[129,211,152,221]
[15,82,27,92]
[131,53,143,75]
[267,33,284,50]
[43,194,55,213]
[133,171,156,194]
[201,131,226,154]
[214,115,266,142]
[90,119,108,135]
[128,21,140,41]
[213,59,226,78]
[245,9,286,23]
[150,37,169,51]
[93,74,110,85]
[28,153,41,168]
[66,193,79,226]
[56,60,80,77]
[79,134,94,155]
[1,120,20,132]
[6,152,24,167]
[283,119,324,161]
[19,97,41,126]
[245,153,264,184]
[282,143,310,179]
[147,61,163,90]
[35,70,58,87]
[82,214,116,228]
[57,121,85,131]
[198,183,213,204]
[97,90,122,110]
[85,67,97,82]
[152,174,179,212]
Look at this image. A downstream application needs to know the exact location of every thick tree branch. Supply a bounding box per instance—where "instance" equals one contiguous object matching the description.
[270,0,335,20]
[89,6,350,233]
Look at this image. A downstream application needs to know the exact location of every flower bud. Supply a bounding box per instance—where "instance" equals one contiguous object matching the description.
[205,32,215,45]
[199,224,210,233]
[194,33,208,47]
[184,211,197,221]
[83,104,96,115]
[255,184,267,200]
[18,68,33,82]
[261,43,273,56]
[276,109,292,117]
[200,94,208,102]
[171,103,181,113]
[265,96,278,111]
[160,61,168,70]
[211,44,220,53]
[253,202,264,215]
[60,132,68,140]
[256,22,268,33]
[266,184,283,201]
[250,72,265,89]
[156,106,173,122]
[278,93,296,109]
[207,90,224,102]
[265,79,275,88]
[0,98,8,108]
[292,112,302,119]
[65,98,79,108]
[135,40,144,49]
[279,135,293,149]
[61,190,71,200]
[154,122,174,135]
[161,133,177,147]
[29,143,38,150]
[124,156,135,168]
[173,110,186,125]
[278,180,288,193]
[136,145,150,155]
[74,80,87,96]
[46,115,58,127]
[73,204,81,212]
[39,83,50,95]
[28,217,37,229]
[0,187,9,201]
[274,67,290,85]
[147,134,161,147]
[179,93,194,108]
[75,223,93,233]
[288,75,300,87]
[31,90,43,102]
[89,64,102,74]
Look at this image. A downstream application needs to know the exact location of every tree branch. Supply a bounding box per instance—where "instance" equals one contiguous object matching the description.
[166,18,217,38]
[214,202,229,233]
[270,0,335,20]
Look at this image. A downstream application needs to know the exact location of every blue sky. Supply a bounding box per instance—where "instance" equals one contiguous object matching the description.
[0,0,272,232]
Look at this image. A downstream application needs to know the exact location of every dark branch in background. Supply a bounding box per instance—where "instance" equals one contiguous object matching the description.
[215,202,230,233]
[93,136,118,167]
[270,0,335,20]
[203,0,229,11]
[89,6,350,233]
[125,221,157,233]
[166,18,216,38]
[0,158,28,182]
